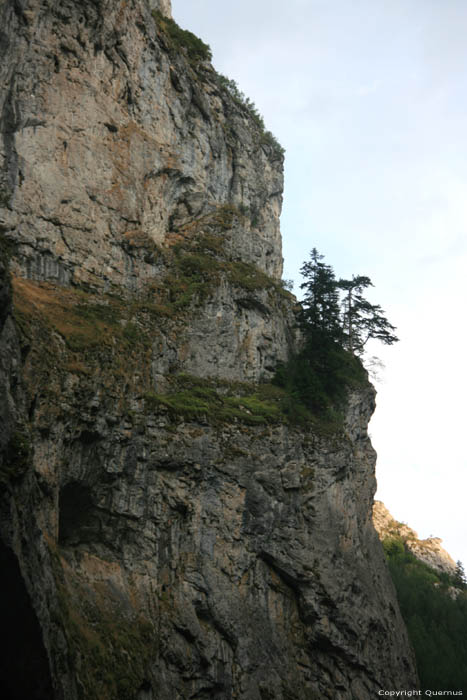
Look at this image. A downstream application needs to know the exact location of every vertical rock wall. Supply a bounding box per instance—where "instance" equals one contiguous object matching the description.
[0,1,418,698]
[0,0,282,289]
[0,0,290,384]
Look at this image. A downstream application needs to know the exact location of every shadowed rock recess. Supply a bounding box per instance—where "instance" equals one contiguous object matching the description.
[0,0,417,698]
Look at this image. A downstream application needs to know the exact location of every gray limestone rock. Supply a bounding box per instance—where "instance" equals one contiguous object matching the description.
[148,0,172,18]
[0,1,418,698]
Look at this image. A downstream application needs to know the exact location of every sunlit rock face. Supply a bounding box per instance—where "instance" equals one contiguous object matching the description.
[373,500,457,576]
[0,0,282,290]
[148,0,172,17]
[0,1,418,698]
[0,0,289,383]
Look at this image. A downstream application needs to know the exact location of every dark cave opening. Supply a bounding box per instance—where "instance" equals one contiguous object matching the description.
[58,481,97,546]
[0,540,54,700]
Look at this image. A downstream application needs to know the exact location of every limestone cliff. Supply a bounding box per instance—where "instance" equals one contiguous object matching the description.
[0,1,417,698]
[373,501,457,576]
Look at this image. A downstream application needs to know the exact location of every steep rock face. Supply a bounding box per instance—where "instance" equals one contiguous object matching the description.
[0,0,282,288]
[2,348,417,699]
[0,1,418,698]
[373,500,457,576]
[0,0,288,383]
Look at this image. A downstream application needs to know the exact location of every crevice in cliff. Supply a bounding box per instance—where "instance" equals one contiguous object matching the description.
[259,550,302,593]
[58,481,97,546]
[0,539,54,700]
[1,83,19,194]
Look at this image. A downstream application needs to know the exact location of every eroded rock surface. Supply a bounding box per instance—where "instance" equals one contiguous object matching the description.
[1,0,291,384]
[1,0,282,288]
[0,1,417,698]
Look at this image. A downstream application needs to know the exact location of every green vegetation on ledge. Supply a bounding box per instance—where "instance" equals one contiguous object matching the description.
[144,374,291,426]
[146,211,292,312]
[152,10,212,65]
[143,373,348,433]
[147,248,281,314]
[383,534,467,692]
[216,74,285,157]
[13,278,150,354]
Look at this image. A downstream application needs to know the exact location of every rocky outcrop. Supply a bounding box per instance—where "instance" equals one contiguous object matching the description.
[0,0,282,289]
[373,500,457,576]
[149,0,172,18]
[0,0,289,384]
[0,1,417,698]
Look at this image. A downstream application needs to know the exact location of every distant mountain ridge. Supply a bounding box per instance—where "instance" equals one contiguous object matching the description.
[373,500,457,575]
[375,500,467,692]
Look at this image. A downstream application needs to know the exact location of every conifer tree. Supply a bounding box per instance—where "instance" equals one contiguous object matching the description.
[298,250,399,356]
[337,275,399,355]
[454,560,467,589]
[276,248,399,418]
[299,248,341,342]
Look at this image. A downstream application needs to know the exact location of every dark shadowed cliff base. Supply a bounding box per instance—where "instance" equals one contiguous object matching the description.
[0,0,417,697]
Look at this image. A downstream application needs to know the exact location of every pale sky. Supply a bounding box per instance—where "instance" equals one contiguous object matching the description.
[174,0,467,568]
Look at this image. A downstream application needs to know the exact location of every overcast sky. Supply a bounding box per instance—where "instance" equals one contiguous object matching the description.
[174,0,467,568]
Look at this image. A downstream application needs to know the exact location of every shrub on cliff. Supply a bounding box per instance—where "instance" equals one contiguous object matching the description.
[153,10,212,64]
[216,73,285,157]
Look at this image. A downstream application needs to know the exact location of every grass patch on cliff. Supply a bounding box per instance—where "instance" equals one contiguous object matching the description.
[172,251,276,299]
[12,277,152,353]
[13,278,121,351]
[144,373,308,426]
[170,204,240,239]
[141,238,286,313]
[122,204,292,315]
[168,209,289,300]
[225,259,275,293]
[11,277,156,405]
[383,535,467,692]
[143,371,354,433]
[144,374,286,425]
[131,204,282,313]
